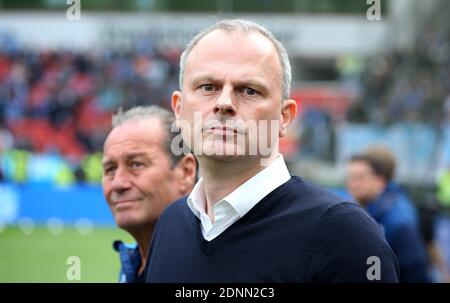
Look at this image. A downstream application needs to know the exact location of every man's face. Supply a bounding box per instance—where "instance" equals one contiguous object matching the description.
[173,30,287,161]
[102,118,179,231]
[346,160,384,205]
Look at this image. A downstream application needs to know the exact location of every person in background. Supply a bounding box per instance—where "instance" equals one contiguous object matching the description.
[0,127,12,182]
[102,105,196,282]
[347,145,430,282]
[432,167,450,282]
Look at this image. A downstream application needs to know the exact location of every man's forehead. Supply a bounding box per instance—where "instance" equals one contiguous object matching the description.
[109,117,162,139]
[190,29,277,61]
[104,118,164,151]
[103,135,155,154]
[185,30,281,83]
[102,136,161,165]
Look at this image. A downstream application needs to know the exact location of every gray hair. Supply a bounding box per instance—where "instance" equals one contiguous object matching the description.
[111,106,183,165]
[179,19,292,102]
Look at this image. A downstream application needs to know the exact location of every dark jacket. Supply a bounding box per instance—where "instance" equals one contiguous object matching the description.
[366,182,430,282]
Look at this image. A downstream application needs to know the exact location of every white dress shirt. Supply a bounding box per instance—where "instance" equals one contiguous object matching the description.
[187,154,291,241]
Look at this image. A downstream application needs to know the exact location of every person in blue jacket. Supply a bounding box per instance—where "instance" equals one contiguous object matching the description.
[102,105,196,282]
[347,145,431,282]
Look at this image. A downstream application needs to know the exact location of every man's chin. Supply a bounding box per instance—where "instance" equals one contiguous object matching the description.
[198,150,262,163]
[116,216,145,231]
[201,153,241,162]
[197,144,237,159]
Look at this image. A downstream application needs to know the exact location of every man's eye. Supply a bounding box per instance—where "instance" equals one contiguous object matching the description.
[104,166,116,175]
[242,87,258,96]
[130,161,144,168]
[199,84,216,92]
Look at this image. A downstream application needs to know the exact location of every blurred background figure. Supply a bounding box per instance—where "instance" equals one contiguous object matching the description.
[434,167,450,282]
[347,145,430,282]
[102,106,196,283]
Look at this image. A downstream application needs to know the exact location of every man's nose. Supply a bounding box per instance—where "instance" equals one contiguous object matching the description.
[214,86,236,116]
[110,167,131,193]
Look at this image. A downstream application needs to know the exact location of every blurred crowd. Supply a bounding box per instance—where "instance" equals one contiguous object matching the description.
[0,32,181,185]
[1,19,450,185]
[347,23,450,128]
[299,21,450,164]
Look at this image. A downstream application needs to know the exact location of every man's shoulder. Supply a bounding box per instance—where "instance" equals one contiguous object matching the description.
[281,176,348,210]
[264,176,370,229]
[289,176,388,236]
[272,178,399,282]
[152,196,194,241]
[159,195,191,221]
[300,189,399,282]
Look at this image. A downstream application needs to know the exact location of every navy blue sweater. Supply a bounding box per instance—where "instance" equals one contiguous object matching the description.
[146,177,399,282]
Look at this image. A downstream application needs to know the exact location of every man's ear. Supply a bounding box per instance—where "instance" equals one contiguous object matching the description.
[174,154,197,196]
[279,99,298,138]
[172,91,182,125]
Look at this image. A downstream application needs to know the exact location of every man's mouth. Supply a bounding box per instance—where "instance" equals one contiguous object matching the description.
[114,199,140,207]
[206,126,238,135]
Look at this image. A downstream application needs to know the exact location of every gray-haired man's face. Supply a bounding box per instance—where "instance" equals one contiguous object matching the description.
[101,118,182,230]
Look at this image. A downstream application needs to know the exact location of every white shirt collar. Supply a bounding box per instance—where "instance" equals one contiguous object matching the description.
[187,154,291,220]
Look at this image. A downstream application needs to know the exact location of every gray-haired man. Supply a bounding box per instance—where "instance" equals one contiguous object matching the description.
[102,105,196,282]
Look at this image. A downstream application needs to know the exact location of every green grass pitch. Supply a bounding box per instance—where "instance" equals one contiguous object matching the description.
[0,226,133,282]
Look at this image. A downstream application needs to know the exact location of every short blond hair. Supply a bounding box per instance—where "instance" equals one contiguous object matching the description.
[179,19,291,102]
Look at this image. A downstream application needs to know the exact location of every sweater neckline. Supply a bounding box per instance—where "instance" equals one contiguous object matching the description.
[191,176,298,253]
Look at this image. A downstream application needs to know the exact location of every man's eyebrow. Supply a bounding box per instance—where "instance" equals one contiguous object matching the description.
[102,152,150,167]
[234,79,269,92]
[125,152,149,159]
[190,74,221,86]
[190,74,269,91]
[102,158,115,168]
